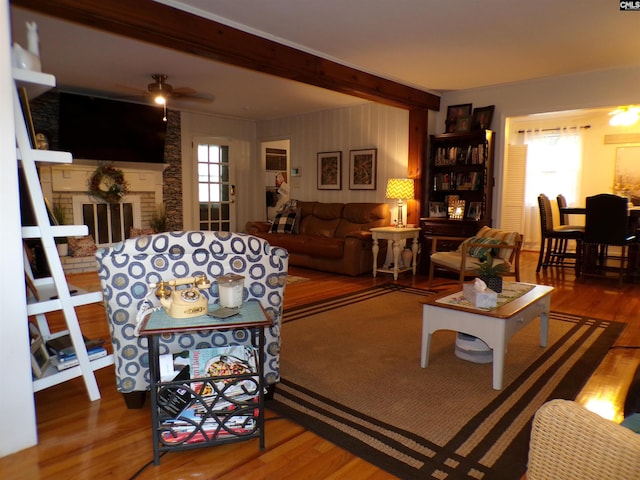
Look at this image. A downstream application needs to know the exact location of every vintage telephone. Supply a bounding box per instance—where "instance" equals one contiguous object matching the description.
[149,275,211,319]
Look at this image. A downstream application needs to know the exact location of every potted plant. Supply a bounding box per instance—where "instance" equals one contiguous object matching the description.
[475,253,509,293]
[52,203,68,256]
[150,204,167,233]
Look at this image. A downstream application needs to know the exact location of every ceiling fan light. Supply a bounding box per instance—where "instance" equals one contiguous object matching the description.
[609,106,640,127]
[154,94,166,105]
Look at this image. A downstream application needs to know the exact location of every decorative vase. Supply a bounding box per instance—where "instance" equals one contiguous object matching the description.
[479,275,502,293]
[401,248,413,268]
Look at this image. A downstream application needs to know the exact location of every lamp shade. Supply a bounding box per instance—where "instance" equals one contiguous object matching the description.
[385,178,414,200]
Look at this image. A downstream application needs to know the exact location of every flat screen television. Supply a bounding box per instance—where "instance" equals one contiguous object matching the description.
[58,92,167,164]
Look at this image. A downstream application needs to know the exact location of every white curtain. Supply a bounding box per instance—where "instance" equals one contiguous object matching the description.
[522,128,583,251]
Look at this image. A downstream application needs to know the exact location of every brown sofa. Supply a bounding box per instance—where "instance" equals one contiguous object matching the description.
[245,201,390,276]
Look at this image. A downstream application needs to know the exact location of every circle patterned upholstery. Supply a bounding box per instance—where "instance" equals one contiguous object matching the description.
[95,231,289,394]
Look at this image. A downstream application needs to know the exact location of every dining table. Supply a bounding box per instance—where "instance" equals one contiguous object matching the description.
[559,205,640,280]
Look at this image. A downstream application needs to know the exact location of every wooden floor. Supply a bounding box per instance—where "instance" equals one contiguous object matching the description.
[3,251,640,479]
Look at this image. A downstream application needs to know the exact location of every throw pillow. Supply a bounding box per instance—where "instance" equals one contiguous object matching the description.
[130,227,157,238]
[465,237,503,258]
[68,235,97,257]
[475,226,519,260]
[269,211,297,234]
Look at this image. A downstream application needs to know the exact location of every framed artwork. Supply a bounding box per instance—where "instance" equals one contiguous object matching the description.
[29,322,50,378]
[429,201,446,218]
[456,116,471,133]
[445,103,472,133]
[615,146,640,200]
[317,151,342,190]
[349,148,377,190]
[467,201,482,220]
[471,105,495,131]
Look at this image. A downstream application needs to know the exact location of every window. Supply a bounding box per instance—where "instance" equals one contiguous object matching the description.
[521,129,583,249]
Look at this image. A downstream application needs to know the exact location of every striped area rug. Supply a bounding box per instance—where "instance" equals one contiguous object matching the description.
[270,284,624,480]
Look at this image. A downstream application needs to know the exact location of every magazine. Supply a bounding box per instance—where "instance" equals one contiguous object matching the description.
[189,346,258,398]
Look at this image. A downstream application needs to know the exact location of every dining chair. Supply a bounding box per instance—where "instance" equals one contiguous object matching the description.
[556,194,585,261]
[581,194,636,286]
[536,194,583,273]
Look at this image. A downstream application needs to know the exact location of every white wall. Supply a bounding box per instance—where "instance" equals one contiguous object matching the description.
[180,103,410,232]
[439,64,640,227]
[0,0,39,455]
[257,102,410,217]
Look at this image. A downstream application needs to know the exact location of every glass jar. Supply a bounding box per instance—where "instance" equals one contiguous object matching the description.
[216,273,245,308]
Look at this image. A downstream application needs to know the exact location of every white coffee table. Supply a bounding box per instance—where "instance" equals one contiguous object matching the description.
[420,283,553,390]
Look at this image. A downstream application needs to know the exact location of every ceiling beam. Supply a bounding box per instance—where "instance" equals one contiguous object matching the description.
[11,0,440,111]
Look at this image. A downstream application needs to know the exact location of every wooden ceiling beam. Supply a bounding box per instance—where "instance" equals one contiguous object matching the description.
[11,0,440,111]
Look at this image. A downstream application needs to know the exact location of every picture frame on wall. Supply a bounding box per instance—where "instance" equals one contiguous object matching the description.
[348,148,377,190]
[456,116,471,133]
[445,103,472,133]
[471,105,495,131]
[317,151,342,190]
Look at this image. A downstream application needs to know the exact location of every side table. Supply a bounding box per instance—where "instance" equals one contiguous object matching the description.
[139,299,272,464]
[371,226,421,280]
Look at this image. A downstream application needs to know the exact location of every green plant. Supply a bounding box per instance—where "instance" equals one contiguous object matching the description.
[475,253,509,277]
[150,204,167,232]
[52,203,68,245]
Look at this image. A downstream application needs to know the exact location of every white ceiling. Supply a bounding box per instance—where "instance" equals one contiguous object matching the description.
[10,1,640,120]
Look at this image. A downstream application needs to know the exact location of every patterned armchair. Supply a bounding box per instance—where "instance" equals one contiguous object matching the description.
[95,231,288,408]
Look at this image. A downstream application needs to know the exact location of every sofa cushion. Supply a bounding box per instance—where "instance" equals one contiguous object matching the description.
[270,211,298,234]
[335,203,390,237]
[431,251,510,271]
[300,215,341,237]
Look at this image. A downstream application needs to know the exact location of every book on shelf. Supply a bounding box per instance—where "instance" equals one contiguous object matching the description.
[46,334,105,358]
[50,347,108,371]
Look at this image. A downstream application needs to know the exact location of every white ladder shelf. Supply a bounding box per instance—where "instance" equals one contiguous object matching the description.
[14,68,113,401]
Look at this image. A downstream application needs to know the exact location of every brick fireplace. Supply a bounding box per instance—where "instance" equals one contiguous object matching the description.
[39,160,167,273]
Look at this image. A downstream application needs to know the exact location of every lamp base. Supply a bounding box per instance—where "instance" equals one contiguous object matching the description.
[395,202,404,228]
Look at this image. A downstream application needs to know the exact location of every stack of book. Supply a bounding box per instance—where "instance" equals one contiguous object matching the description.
[45,334,107,371]
[158,345,260,445]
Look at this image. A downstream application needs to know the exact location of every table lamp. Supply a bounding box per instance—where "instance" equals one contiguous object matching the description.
[385,178,414,228]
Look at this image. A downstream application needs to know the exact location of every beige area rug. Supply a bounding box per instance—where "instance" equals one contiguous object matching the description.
[270,284,624,480]
[286,275,310,285]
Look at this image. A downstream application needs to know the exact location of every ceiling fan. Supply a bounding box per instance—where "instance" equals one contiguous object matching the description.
[119,74,214,121]
[146,74,214,105]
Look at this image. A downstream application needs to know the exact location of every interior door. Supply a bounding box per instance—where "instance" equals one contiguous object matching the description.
[195,138,236,231]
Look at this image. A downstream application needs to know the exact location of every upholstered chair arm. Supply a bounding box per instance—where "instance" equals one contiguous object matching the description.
[528,399,640,480]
